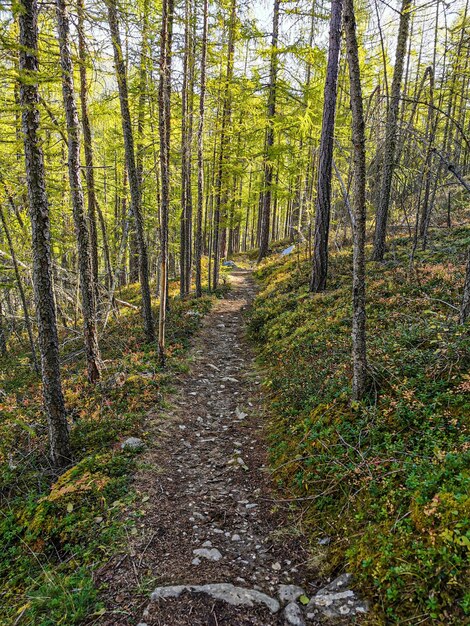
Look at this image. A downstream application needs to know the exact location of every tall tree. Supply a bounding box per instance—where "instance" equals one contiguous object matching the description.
[56,0,102,383]
[212,0,236,289]
[76,0,99,290]
[158,0,173,363]
[180,0,195,297]
[195,0,208,298]
[258,0,280,262]
[372,0,412,261]
[18,0,71,467]
[460,247,470,324]
[106,0,155,342]
[0,204,39,372]
[344,0,368,399]
[310,0,343,292]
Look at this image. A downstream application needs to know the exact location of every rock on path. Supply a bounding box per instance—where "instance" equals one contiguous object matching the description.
[96,270,366,626]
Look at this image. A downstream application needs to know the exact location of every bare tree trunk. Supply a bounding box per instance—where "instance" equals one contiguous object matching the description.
[0,299,6,356]
[18,0,71,467]
[195,0,208,298]
[77,0,98,292]
[0,204,39,372]
[258,0,280,262]
[158,0,173,363]
[56,0,102,383]
[460,247,470,324]
[310,0,343,292]
[372,0,412,261]
[180,0,194,297]
[134,0,149,284]
[213,0,236,289]
[106,0,155,342]
[344,0,368,400]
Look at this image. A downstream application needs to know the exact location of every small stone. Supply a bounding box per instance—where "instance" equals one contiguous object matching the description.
[284,602,305,626]
[272,562,281,571]
[192,548,223,562]
[202,540,213,548]
[232,534,241,541]
[121,437,145,451]
[317,536,331,546]
[191,558,201,565]
[278,585,305,604]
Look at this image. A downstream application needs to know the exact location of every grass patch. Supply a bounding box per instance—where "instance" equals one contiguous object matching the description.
[248,228,470,625]
[0,277,222,625]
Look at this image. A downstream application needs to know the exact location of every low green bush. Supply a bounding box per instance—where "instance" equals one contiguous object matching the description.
[249,229,470,624]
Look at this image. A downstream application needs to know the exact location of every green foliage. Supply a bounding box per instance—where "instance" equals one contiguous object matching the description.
[248,229,470,625]
[21,568,102,626]
[0,284,214,624]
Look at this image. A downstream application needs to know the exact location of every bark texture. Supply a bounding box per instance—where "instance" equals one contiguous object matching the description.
[18,0,71,467]
[372,0,412,261]
[195,0,208,297]
[56,0,102,382]
[107,0,155,342]
[460,247,470,324]
[257,0,280,262]
[212,0,236,289]
[158,0,173,363]
[344,0,368,399]
[310,0,343,292]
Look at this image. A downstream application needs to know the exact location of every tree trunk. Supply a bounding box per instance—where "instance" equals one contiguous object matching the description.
[195,0,208,297]
[0,299,6,356]
[344,0,368,400]
[18,0,71,467]
[310,0,343,292]
[0,204,39,372]
[133,0,149,284]
[212,0,236,289]
[106,0,155,342]
[258,0,280,262]
[460,247,470,324]
[56,0,102,383]
[158,0,173,363]
[180,0,194,297]
[372,0,412,261]
[77,0,99,292]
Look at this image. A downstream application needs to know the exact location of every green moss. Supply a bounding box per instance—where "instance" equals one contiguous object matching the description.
[249,230,470,625]
[0,284,215,624]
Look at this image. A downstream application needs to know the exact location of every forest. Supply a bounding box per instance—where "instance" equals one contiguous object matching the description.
[0,0,469,623]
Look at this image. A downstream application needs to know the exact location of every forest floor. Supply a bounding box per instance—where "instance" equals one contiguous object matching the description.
[94,270,358,626]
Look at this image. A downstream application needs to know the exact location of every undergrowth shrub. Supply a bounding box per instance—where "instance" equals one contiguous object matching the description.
[0,283,215,624]
[249,229,470,625]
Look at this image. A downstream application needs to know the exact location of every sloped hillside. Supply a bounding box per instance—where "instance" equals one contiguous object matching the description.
[248,229,470,624]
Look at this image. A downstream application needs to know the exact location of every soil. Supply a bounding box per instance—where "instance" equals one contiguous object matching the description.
[93,270,322,626]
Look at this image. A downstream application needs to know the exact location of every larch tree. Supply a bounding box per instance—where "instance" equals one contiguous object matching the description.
[212,0,236,289]
[258,0,280,262]
[56,0,102,383]
[158,0,173,364]
[18,0,71,467]
[195,0,208,298]
[106,0,155,343]
[343,0,368,399]
[76,0,98,290]
[310,0,343,292]
[372,0,412,261]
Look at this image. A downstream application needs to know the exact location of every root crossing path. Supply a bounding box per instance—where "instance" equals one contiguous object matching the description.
[96,270,364,626]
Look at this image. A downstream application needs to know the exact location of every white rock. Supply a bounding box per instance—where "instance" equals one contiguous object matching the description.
[284,602,305,626]
[192,548,223,562]
[121,437,145,451]
[278,585,305,604]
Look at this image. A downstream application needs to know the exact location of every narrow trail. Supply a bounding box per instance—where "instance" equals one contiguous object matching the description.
[96,270,364,626]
